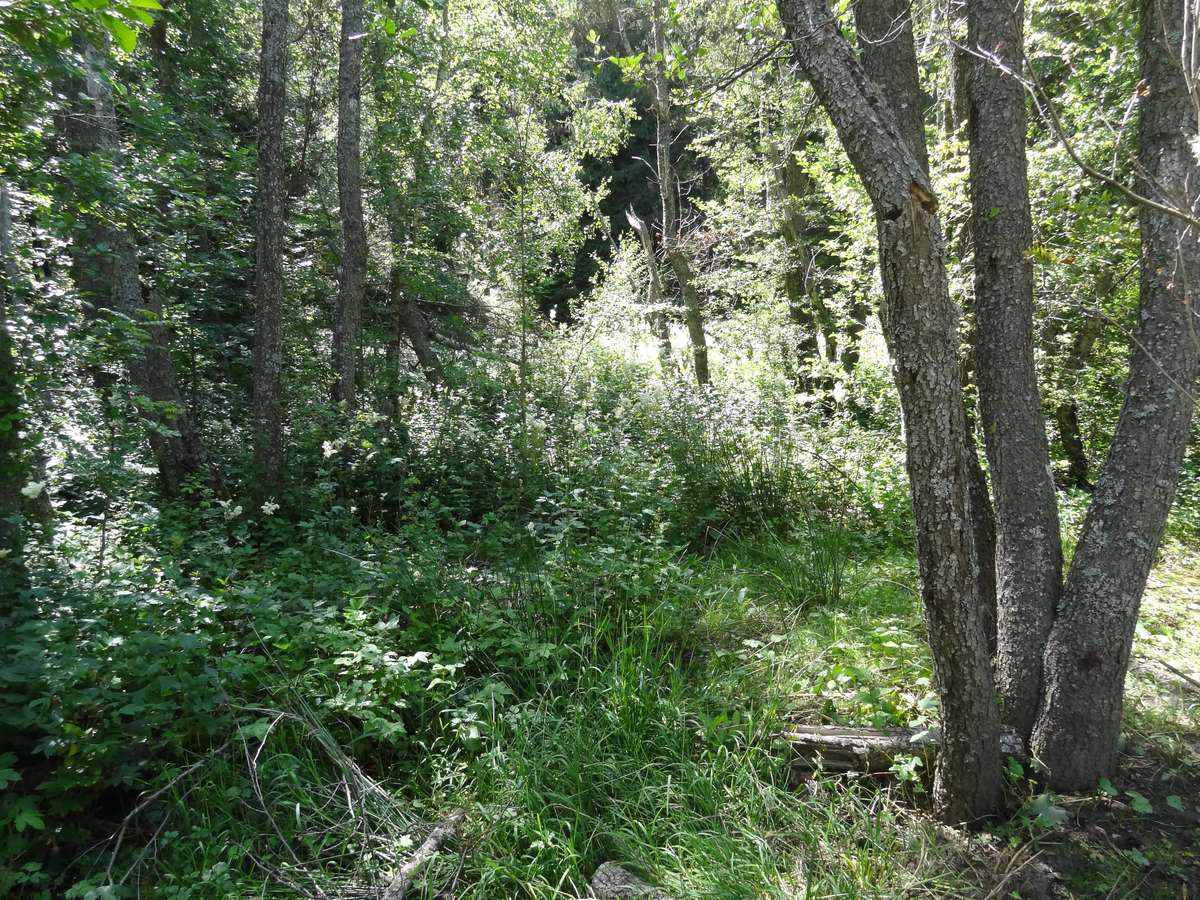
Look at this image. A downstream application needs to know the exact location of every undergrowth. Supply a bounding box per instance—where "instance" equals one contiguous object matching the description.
[1,349,1196,898]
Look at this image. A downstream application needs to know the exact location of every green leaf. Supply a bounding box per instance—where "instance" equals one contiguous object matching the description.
[1126,790,1153,814]
[1027,792,1068,827]
[99,13,138,52]
[1098,777,1118,797]
[124,0,162,8]
[12,804,44,832]
[0,752,19,790]
[236,718,272,740]
[1166,794,1184,812]
[1124,848,1150,867]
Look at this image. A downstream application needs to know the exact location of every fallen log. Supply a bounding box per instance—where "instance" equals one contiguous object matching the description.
[381,808,465,900]
[779,725,1025,775]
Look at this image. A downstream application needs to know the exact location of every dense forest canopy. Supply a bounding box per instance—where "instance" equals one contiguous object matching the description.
[1,0,1199,895]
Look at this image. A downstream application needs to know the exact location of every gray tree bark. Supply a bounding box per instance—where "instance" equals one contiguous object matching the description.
[781,0,1002,822]
[1031,0,1200,790]
[775,134,838,371]
[252,0,289,494]
[650,0,709,387]
[0,180,27,598]
[67,43,210,497]
[967,0,1063,741]
[626,207,674,369]
[331,0,366,407]
[854,0,999,650]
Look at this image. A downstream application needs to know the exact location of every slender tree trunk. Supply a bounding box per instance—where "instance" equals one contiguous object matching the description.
[782,0,1001,823]
[0,181,27,599]
[776,135,838,371]
[1031,0,1200,790]
[331,0,366,407]
[650,0,709,387]
[859,0,1002,663]
[626,207,673,369]
[66,43,210,496]
[252,0,289,495]
[967,0,1063,741]
[1045,301,1105,491]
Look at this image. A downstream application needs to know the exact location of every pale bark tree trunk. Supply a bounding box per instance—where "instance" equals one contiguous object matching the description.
[1031,0,1200,790]
[331,0,366,407]
[0,181,27,598]
[781,0,1002,822]
[67,44,210,497]
[625,207,674,369]
[252,0,289,494]
[371,0,448,389]
[650,0,709,387]
[967,0,1063,741]
[856,0,999,643]
[775,134,838,371]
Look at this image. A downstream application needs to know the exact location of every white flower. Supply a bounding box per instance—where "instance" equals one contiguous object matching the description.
[322,440,337,458]
[260,500,280,516]
[0,549,10,559]
[20,481,45,499]
[224,504,243,520]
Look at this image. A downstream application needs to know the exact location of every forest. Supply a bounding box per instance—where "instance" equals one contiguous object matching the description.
[1,0,1199,895]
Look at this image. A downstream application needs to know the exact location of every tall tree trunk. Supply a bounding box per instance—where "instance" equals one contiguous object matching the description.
[967,0,1063,742]
[781,0,1001,823]
[776,134,838,371]
[0,181,27,599]
[1044,294,1106,491]
[856,0,1000,642]
[252,0,289,495]
[1030,0,1200,790]
[1053,310,1102,490]
[331,0,366,407]
[650,0,709,387]
[67,43,210,497]
[625,207,673,369]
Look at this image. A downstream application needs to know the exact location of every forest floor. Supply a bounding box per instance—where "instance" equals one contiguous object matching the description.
[20,499,1200,898]
[641,537,1200,899]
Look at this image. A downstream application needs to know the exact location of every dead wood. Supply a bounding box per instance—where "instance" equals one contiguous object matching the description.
[380,808,465,900]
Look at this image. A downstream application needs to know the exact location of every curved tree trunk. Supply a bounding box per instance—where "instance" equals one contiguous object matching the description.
[650,0,709,387]
[331,0,366,407]
[967,0,1063,741]
[1031,0,1200,790]
[781,0,1002,823]
[252,0,289,495]
[67,43,211,497]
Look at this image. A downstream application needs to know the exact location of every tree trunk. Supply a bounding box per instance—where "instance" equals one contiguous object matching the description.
[331,0,366,407]
[651,0,709,387]
[859,0,1003,735]
[0,181,27,599]
[625,207,673,369]
[1046,302,1105,491]
[967,0,1063,741]
[776,135,838,372]
[1030,0,1200,790]
[66,43,210,497]
[252,0,289,495]
[781,0,1002,823]
[390,259,445,386]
